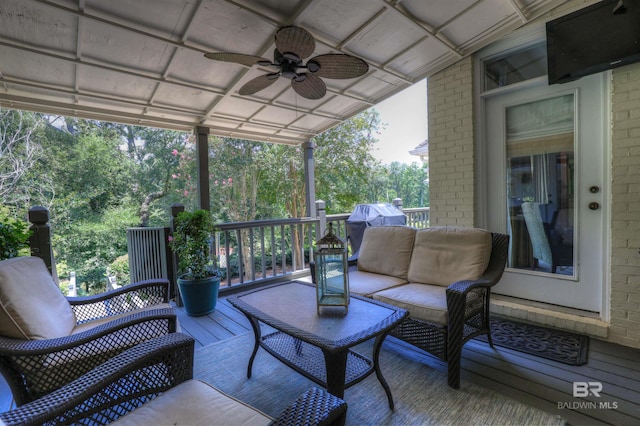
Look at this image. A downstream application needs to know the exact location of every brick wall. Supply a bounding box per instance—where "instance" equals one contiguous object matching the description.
[610,63,640,348]
[427,57,475,227]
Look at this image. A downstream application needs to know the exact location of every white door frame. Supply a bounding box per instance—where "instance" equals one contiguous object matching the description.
[474,25,611,319]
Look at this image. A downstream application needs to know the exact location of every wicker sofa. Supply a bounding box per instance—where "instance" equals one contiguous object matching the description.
[0,333,348,426]
[345,226,509,389]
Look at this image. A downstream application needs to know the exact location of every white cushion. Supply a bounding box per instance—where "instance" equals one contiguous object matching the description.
[357,226,416,279]
[0,257,76,339]
[111,379,272,426]
[373,283,480,326]
[407,227,492,286]
[348,269,407,297]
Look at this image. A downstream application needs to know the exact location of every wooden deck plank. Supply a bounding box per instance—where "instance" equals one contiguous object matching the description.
[590,338,640,365]
[174,305,235,346]
[465,340,640,400]
[209,299,251,334]
[461,341,639,425]
[174,311,216,347]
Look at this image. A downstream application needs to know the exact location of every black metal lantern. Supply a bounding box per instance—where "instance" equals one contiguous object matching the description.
[314,223,349,314]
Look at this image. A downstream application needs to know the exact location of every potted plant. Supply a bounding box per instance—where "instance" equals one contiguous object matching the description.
[169,209,220,316]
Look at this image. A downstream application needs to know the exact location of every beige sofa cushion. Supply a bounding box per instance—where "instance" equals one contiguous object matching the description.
[112,379,272,426]
[348,269,408,297]
[0,257,76,339]
[357,226,416,279]
[373,283,480,326]
[407,227,492,286]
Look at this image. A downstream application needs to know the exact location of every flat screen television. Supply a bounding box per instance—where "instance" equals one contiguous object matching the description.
[546,0,640,84]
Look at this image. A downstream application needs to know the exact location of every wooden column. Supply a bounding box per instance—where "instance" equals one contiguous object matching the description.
[195,126,210,211]
[303,140,316,218]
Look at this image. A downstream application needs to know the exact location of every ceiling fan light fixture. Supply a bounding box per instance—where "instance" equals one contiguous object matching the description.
[281,70,297,79]
[307,60,321,73]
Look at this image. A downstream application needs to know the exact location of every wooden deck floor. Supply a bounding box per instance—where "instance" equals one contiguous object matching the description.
[175,296,640,426]
[2,296,639,425]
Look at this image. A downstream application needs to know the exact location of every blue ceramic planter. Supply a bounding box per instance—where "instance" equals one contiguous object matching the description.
[177,275,221,316]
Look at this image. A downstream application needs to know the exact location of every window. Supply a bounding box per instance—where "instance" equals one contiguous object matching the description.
[483,42,547,91]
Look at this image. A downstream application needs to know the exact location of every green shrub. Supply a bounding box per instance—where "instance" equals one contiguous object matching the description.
[108,254,130,284]
[0,206,32,260]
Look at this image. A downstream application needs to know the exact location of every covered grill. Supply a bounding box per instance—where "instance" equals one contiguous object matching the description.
[346,203,406,257]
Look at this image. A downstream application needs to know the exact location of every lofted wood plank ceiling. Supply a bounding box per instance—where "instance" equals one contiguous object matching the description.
[0,0,565,145]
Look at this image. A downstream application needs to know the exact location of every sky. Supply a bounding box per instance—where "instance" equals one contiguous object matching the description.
[369,79,427,165]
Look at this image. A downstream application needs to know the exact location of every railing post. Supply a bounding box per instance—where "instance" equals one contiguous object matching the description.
[170,203,185,306]
[393,198,403,211]
[316,200,326,237]
[304,141,317,218]
[28,206,58,283]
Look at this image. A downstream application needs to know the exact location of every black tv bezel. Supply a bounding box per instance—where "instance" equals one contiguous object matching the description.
[546,0,640,85]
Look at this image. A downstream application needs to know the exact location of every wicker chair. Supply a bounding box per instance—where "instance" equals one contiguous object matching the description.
[0,333,348,426]
[0,256,177,407]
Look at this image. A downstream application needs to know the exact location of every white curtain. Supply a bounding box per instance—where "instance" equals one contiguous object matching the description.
[506,94,574,143]
[533,154,549,203]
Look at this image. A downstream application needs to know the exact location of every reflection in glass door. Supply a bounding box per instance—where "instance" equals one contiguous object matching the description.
[506,94,575,276]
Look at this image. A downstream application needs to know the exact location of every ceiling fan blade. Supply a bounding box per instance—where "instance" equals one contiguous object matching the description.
[204,52,270,67]
[310,54,369,79]
[275,26,315,60]
[291,74,326,100]
[239,74,279,96]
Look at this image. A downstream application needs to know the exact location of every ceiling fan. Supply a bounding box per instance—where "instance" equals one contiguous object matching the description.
[204,26,369,100]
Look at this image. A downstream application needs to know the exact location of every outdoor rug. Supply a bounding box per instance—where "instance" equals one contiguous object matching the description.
[477,317,589,366]
[194,333,565,425]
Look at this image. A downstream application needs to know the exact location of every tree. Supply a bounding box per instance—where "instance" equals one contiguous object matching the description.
[0,109,52,208]
[115,125,189,226]
[313,109,382,213]
[386,162,429,207]
[2,105,423,294]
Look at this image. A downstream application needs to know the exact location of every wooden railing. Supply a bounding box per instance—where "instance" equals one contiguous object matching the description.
[215,217,319,288]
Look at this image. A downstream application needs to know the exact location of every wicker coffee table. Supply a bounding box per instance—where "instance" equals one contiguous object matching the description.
[228,281,408,409]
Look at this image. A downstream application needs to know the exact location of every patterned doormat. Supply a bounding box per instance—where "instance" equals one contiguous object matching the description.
[478,316,589,365]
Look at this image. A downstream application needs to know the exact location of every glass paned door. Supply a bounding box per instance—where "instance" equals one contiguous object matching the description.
[506,94,575,276]
[483,73,606,312]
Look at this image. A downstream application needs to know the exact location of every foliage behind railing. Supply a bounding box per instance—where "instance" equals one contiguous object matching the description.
[215,217,318,288]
